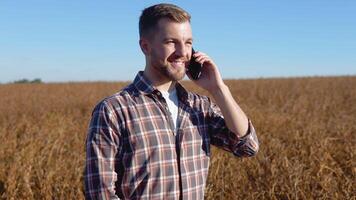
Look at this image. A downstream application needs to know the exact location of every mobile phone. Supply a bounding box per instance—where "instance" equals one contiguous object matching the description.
[187,48,202,80]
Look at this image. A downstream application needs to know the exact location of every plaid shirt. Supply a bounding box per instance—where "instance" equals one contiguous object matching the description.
[85,71,259,200]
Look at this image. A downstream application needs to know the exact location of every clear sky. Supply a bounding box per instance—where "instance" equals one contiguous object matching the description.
[1,0,355,83]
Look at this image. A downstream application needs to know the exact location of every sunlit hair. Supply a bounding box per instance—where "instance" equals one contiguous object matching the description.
[139,3,191,38]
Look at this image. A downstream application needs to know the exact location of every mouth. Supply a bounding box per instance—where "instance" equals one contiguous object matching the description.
[170,60,186,69]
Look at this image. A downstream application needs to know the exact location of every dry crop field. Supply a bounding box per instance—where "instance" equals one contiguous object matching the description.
[0,76,355,199]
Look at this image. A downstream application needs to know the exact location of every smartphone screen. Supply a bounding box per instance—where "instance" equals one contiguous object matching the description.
[187,48,202,80]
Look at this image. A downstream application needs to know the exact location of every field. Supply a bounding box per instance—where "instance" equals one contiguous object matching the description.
[0,76,355,199]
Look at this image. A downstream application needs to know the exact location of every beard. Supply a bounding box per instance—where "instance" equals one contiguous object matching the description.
[160,63,186,81]
[149,50,188,81]
[151,58,186,81]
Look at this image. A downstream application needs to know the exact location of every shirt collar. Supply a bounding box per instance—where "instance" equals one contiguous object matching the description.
[133,71,156,94]
[175,82,191,105]
[133,71,192,105]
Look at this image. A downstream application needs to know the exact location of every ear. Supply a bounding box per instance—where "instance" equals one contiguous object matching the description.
[139,38,150,55]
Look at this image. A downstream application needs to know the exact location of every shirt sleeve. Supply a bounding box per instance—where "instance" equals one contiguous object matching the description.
[84,101,122,200]
[207,98,259,157]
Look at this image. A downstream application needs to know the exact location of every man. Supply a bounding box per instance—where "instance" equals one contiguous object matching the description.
[85,3,259,200]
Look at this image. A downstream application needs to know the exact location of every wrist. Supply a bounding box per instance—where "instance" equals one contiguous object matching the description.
[210,83,229,100]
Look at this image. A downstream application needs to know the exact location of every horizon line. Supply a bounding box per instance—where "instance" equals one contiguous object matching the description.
[1,74,355,84]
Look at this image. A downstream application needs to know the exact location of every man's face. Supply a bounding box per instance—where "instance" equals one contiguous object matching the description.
[143,18,193,82]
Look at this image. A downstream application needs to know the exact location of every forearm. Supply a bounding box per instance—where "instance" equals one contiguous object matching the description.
[210,83,249,137]
[85,102,121,199]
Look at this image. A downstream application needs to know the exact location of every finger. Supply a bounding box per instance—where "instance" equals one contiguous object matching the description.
[194,53,208,60]
[195,55,210,64]
[193,51,207,58]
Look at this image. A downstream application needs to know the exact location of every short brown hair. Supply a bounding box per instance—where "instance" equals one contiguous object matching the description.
[139,3,191,38]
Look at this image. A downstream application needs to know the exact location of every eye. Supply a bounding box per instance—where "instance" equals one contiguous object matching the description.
[164,40,175,44]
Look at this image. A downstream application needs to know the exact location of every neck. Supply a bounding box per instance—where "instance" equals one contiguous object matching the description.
[143,67,176,92]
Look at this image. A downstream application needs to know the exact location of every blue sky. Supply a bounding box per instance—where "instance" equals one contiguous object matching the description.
[0,0,355,82]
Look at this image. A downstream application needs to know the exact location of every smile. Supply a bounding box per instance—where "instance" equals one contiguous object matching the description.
[170,60,185,69]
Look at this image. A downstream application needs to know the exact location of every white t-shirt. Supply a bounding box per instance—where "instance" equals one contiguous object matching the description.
[161,88,179,133]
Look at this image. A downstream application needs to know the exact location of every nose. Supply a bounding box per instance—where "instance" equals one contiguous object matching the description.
[175,42,188,58]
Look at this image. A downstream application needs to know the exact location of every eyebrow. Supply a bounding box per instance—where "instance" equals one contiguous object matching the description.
[163,37,193,42]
